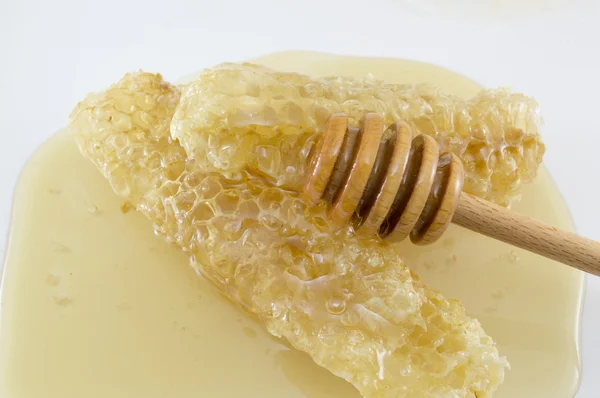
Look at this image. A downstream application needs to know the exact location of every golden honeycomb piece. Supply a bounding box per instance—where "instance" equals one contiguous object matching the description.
[172,63,544,206]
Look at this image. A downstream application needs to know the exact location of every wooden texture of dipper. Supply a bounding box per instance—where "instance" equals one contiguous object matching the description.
[303,113,600,276]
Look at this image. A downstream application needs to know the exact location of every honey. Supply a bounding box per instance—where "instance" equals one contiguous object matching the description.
[0,51,583,397]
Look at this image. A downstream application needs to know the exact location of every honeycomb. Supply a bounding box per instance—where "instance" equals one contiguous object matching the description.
[68,70,529,398]
[172,63,544,206]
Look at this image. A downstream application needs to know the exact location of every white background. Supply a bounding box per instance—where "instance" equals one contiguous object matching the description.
[0,0,599,396]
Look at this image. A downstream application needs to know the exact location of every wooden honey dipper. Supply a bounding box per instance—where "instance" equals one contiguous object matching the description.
[303,112,600,276]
